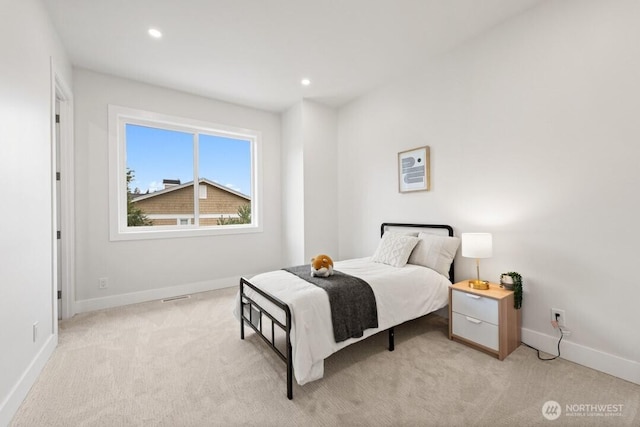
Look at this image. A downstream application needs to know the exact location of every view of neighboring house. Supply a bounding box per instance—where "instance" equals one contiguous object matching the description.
[132,178,250,226]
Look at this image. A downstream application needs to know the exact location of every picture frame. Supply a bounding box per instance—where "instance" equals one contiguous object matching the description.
[398,146,430,193]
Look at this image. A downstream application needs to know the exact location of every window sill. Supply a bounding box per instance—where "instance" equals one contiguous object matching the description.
[109,223,262,241]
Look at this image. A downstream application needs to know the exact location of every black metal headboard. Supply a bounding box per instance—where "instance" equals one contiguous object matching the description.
[380,222,456,282]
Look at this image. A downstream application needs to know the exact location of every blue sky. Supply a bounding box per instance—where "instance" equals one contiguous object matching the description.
[126,124,251,196]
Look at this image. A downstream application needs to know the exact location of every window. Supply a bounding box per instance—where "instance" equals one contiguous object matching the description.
[109,105,261,240]
[199,184,207,199]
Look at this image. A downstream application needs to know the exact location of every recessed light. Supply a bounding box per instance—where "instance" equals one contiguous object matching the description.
[301,78,311,86]
[148,28,162,39]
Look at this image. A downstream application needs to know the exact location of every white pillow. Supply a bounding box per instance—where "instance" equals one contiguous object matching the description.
[408,232,460,278]
[371,232,420,268]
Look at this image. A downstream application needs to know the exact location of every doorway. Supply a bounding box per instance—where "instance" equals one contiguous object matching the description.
[55,98,61,319]
[53,72,75,322]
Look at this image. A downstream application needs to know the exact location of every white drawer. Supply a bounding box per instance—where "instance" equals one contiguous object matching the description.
[452,289,498,325]
[452,312,499,351]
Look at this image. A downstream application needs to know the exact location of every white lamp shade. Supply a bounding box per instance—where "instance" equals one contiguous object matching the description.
[461,233,492,258]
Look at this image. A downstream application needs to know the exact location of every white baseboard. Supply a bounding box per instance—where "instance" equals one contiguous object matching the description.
[522,327,640,386]
[74,276,241,314]
[0,333,57,427]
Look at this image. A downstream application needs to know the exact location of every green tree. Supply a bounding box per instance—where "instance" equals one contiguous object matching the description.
[237,204,251,223]
[127,169,153,226]
[217,203,251,225]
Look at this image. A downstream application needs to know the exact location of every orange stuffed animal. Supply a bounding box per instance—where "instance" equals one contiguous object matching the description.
[310,254,334,278]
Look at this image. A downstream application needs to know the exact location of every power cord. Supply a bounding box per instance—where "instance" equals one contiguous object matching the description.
[523,318,564,361]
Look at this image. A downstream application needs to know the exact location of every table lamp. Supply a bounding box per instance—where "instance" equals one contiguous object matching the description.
[461,233,492,290]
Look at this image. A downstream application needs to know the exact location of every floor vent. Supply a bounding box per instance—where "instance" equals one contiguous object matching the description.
[162,295,191,303]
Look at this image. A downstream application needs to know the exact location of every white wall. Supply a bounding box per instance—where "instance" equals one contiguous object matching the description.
[282,103,305,265]
[338,0,640,384]
[73,69,282,310]
[281,100,339,265]
[0,0,72,424]
[302,101,339,260]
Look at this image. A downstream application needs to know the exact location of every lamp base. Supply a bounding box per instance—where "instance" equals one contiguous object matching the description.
[468,280,490,290]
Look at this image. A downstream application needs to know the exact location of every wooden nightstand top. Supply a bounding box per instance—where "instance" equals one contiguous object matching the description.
[450,280,514,300]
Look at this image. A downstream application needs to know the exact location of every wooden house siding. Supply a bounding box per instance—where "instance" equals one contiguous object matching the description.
[132,182,249,226]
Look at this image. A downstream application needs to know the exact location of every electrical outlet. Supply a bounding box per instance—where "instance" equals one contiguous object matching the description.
[98,277,108,289]
[33,321,39,342]
[551,308,566,327]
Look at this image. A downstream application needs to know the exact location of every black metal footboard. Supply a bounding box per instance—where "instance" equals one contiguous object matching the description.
[240,277,396,400]
[240,277,293,399]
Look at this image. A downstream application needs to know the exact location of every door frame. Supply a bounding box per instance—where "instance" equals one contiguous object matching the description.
[51,61,75,323]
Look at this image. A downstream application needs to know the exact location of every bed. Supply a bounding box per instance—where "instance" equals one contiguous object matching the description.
[235,223,459,399]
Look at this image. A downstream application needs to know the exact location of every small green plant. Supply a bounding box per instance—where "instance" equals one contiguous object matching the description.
[501,271,523,310]
[217,204,251,225]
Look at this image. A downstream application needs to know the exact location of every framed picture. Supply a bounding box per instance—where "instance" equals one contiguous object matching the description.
[398,146,430,193]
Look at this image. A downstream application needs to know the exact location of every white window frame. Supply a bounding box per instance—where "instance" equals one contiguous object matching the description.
[108,105,262,241]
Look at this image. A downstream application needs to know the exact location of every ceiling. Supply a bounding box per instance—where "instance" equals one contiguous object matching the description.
[43,0,544,112]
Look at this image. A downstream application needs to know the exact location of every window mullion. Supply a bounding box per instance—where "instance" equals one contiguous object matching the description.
[193,132,199,227]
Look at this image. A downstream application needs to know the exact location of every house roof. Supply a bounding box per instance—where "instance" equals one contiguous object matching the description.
[132,178,250,202]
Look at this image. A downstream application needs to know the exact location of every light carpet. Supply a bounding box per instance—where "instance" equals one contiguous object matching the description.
[10,286,640,426]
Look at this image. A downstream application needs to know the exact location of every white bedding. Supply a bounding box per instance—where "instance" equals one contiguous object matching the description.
[234,257,450,385]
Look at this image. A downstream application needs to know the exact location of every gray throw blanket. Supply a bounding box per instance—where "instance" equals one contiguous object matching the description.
[282,265,378,342]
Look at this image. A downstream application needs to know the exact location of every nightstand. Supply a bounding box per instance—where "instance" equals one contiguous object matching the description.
[448,280,521,360]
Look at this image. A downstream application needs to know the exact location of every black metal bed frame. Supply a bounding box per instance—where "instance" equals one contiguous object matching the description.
[239,223,454,399]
